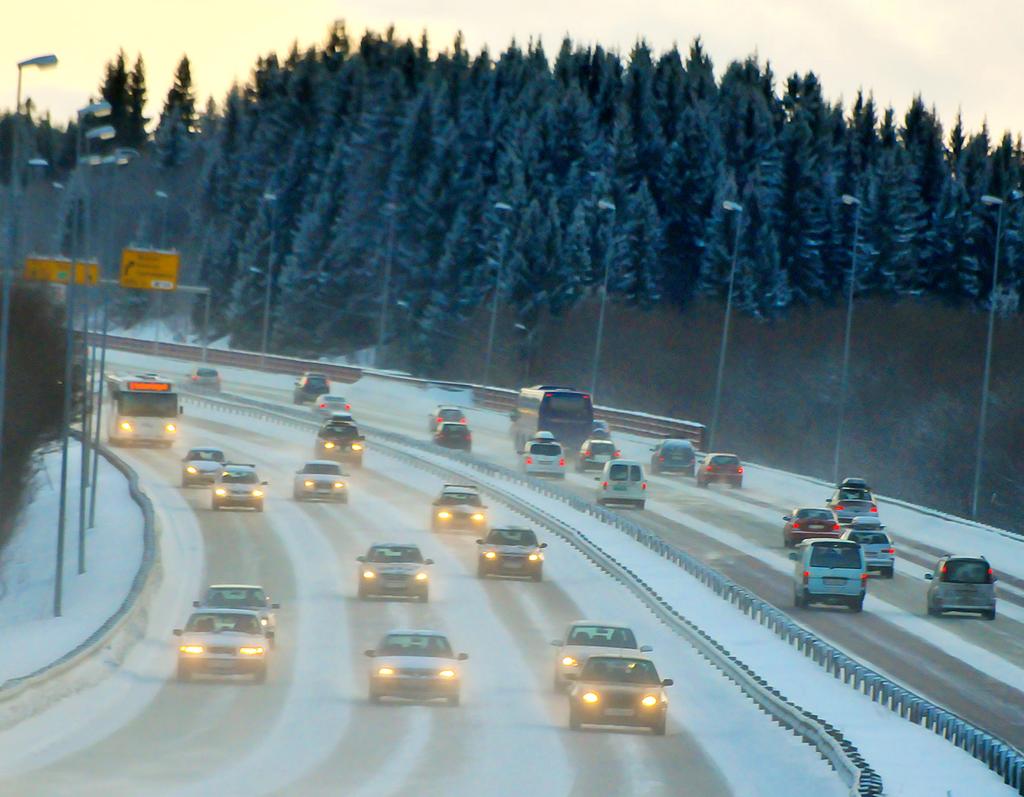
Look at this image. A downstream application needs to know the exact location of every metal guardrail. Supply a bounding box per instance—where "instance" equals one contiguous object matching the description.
[181,388,871,796]
[100,335,705,446]
[0,438,159,713]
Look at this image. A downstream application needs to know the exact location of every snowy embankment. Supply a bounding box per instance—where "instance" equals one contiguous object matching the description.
[0,441,144,686]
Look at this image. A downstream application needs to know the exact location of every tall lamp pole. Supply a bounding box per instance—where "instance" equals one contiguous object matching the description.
[0,53,58,498]
[483,201,513,387]
[971,192,1020,517]
[707,200,744,453]
[259,192,278,369]
[832,193,862,484]
[152,190,168,354]
[589,198,617,398]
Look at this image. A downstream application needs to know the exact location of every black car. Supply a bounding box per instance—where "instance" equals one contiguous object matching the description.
[434,421,472,451]
[293,371,331,404]
[476,527,547,581]
[650,439,696,476]
[315,420,365,466]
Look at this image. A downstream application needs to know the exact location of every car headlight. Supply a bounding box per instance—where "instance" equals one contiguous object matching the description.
[528,553,542,561]
[239,646,265,656]
[377,667,394,676]
[351,443,364,451]
[252,489,264,497]
[215,488,228,496]
[640,695,659,708]
[362,570,376,579]
[561,656,577,667]
[471,513,485,521]
[438,669,456,679]
[119,421,133,432]
[333,481,346,489]
[179,645,204,655]
[165,423,177,433]
[304,480,315,488]
[323,441,336,449]
[260,617,268,626]
[186,466,198,474]
[484,551,497,559]
[437,510,452,519]
[415,572,428,581]
[582,691,600,704]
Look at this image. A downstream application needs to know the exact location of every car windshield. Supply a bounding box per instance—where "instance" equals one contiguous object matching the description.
[221,471,257,484]
[187,449,224,462]
[710,455,739,466]
[944,560,991,584]
[303,463,341,475]
[796,509,833,520]
[590,441,615,455]
[368,546,424,563]
[205,588,266,608]
[117,393,179,418]
[488,528,538,546]
[848,531,889,545]
[320,423,357,438]
[837,488,871,502]
[581,657,660,685]
[378,634,453,658]
[809,543,862,569]
[529,443,561,456]
[566,625,638,648]
[186,613,260,634]
[439,492,481,506]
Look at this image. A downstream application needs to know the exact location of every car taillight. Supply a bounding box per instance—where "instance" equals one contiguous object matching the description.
[559,458,566,466]
[802,571,809,584]
[345,403,351,410]
[460,418,467,424]
[658,455,665,462]
[526,456,533,464]
[583,450,591,457]
[641,482,647,490]
[706,465,714,472]
[940,563,947,575]
[860,573,869,581]
[870,505,878,513]
[191,375,198,381]
[737,466,743,473]
[832,523,840,531]
[320,403,327,408]
[437,417,443,423]
[887,548,895,555]
[834,504,845,511]
[792,522,800,529]
[614,450,621,458]
[602,481,609,488]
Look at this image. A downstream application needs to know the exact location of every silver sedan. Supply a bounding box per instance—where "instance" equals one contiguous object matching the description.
[293,460,349,503]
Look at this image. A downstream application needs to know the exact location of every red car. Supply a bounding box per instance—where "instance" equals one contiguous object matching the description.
[782,507,842,547]
[696,453,743,488]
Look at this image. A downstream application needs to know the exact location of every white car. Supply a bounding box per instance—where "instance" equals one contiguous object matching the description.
[212,463,267,512]
[312,394,351,419]
[293,460,349,503]
[595,460,647,509]
[192,584,280,638]
[173,609,270,682]
[550,620,652,691]
[181,446,226,487]
[521,438,566,478]
[365,628,468,705]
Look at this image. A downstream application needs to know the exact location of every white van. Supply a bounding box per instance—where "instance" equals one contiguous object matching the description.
[521,438,566,478]
[596,460,647,509]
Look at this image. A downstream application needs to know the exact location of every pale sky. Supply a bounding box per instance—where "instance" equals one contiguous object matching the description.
[6,0,1024,141]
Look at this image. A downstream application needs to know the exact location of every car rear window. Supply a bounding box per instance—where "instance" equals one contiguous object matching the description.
[796,509,834,520]
[305,376,328,389]
[439,408,463,421]
[837,488,871,502]
[196,368,218,377]
[529,443,561,456]
[848,531,889,545]
[590,442,615,455]
[943,560,992,584]
[711,455,739,466]
[609,463,642,481]
[663,441,693,453]
[809,543,862,569]
[567,625,637,648]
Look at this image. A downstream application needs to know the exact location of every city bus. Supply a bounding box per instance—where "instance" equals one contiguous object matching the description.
[106,373,182,447]
[510,386,594,452]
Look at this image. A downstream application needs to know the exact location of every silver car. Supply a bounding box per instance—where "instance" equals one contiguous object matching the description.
[211,463,267,512]
[173,609,269,682]
[192,584,280,638]
[841,519,894,578]
[576,438,619,472]
[293,460,348,503]
[825,486,879,525]
[181,446,226,487]
[926,555,997,620]
[365,629,468,705]
[312,394,351,419]
[521,438,566,478]
[550,621,652,691]
[357,543,433,601]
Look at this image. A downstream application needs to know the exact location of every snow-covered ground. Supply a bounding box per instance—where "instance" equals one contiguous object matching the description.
[0,441,144,684]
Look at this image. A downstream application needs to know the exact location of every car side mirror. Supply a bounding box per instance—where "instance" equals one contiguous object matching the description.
[271,603,280,609]
[192,600,200,607]
[787,552,799,561]
[639,645,653,652]
[924,573,933,580]
[457,653,469,661]
[563,673,578,681]
[782,516,791,522]
[173,629,183,636]
[475,539,484,545]
[550,639,562,647]
[424,559,434,565]
[364,649,376,658]
[539,542,547,549]
[356,555,366,562]
[661,678,674,687]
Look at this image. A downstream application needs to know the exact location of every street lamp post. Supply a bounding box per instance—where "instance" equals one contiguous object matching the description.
[832,193,862,484]
[483,201,513,387]
[377,201,397,368]
[589,198,617,398]
[970,192,1020,517]
[707,200,744,453]
[152,190,169,354]
[0,53,58,499]
[259,192,277,369]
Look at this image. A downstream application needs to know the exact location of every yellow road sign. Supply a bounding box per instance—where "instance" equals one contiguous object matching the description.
[23,257,99,285]
[119,248,180,290]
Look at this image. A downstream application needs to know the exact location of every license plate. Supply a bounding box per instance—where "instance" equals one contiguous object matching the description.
[824,577,846,585]
[210,660,237,670]
[504,560,523,569]
[605,708,635,717]
[613,485,628,492]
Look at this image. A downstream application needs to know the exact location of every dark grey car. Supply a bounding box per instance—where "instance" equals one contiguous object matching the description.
[926,556,997,620]
[650,439,695,476]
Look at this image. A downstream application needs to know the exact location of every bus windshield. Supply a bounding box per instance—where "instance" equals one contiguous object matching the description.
[116,393,179,418]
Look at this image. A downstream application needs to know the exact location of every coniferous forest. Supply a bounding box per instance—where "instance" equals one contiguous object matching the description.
[3,23,1023,526]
